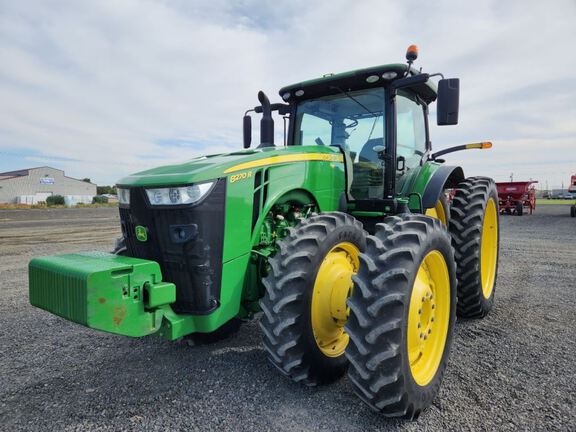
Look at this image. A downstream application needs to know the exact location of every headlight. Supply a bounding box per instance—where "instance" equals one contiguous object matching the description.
[145,181,215,206]
[118,188,130,205]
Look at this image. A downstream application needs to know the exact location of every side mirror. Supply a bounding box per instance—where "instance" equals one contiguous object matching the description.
[437,78,459,126]
[243,115,252,149]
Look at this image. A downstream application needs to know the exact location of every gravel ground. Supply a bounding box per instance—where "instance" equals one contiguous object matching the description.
[0,205,575,431]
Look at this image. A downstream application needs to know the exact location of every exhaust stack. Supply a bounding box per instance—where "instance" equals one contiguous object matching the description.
[258,91,274,147]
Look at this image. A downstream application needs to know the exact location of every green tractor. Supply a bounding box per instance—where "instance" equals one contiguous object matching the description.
[29,46,499,419]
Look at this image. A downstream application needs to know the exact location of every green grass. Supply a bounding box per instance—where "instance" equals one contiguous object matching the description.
[536,199,575,205]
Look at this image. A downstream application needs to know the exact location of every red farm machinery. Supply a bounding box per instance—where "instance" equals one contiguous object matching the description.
[496,181,537,216]
[570,175,576,217]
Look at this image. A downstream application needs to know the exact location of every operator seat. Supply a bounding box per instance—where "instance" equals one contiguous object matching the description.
[351,138,385,200]
[358,138,385,163]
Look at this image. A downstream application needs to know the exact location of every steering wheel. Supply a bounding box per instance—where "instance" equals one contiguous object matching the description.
[344,119,359,129]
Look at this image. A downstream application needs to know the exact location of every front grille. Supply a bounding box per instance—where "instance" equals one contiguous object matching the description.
[119,179,226,314]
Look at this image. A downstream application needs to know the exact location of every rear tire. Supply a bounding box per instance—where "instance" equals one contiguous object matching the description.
[260,212,366,386]
[571,205,576,217]
[345,214,457,419]
[515,203,523,216]
[449,177,499,318]
[425,192,450,226]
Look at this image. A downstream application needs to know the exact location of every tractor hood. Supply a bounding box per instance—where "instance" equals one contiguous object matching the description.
[116,145,340,187]
[117,147,273,187]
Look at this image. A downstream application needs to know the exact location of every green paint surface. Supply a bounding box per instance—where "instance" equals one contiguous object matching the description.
[403,162,442,210]
[116,145,343,188]
[29,252,175,337]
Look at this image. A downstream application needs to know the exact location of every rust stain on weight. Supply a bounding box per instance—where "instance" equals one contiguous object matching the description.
[112,305,127,326]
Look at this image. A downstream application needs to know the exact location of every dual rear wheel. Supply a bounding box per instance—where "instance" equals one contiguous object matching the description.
[345,215,456,418]
[260,177,499,418]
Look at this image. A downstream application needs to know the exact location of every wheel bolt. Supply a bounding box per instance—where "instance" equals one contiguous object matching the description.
[422,297,425,302]
[420,333,424,339]
[431,317,435,322]
[428,329,432,334]
[423,335,428,340]
[417,323,421,328]
[431,304,435,309]
[418,309,422,314]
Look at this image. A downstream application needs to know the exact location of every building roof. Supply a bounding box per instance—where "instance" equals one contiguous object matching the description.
[0,168,31,178]
[0,166,96,185]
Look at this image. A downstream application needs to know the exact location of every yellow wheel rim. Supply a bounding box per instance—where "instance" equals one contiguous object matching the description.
[311,242,359,357]
[408,250,451,386]
[481,198,498,298]
[425,198,448,226]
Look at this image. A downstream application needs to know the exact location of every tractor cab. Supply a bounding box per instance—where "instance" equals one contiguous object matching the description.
[287,77,433,204]
[244,46,460,218]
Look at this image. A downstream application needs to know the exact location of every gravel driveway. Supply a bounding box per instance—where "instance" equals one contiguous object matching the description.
[0,205,574,431]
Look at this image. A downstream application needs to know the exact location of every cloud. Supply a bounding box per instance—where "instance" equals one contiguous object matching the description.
[0,0,575,187]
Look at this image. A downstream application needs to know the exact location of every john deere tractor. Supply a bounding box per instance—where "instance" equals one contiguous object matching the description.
[29,46,499,419]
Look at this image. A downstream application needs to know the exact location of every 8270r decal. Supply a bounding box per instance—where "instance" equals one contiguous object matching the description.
[229,171,253,183]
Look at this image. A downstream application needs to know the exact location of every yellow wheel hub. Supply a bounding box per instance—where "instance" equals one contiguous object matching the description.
[408,250,451,386]
[481,198,498,298]
[425,198,448,225]
[311,242,359,357]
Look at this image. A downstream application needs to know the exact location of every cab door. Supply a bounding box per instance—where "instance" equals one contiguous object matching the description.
[395,90,427,194]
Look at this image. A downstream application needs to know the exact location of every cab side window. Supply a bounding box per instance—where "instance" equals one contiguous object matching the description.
[396,91,427,170]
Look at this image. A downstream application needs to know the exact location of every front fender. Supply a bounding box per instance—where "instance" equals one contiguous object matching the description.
[421,165,465,209]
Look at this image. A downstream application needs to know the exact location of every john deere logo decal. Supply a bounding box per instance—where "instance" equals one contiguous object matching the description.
[135,225,148,242]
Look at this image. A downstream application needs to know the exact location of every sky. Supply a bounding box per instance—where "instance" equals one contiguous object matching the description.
[0,0,575,189]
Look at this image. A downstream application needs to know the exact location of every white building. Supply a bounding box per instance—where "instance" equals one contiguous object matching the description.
[0,166,96,204]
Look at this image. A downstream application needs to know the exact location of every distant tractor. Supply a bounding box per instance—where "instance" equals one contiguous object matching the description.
[569,175,576,217]
[28,46,500,419]
[496,181,537,216]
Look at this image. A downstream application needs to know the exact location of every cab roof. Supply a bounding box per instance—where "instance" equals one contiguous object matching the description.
[279,63,438,104]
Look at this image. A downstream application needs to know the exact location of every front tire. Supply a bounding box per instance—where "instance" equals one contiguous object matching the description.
[449,177,499,318]
[260,212,367,385]
[345,214,457,419]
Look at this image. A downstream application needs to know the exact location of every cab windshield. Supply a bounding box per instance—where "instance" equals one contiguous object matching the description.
[294,87,385,199]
